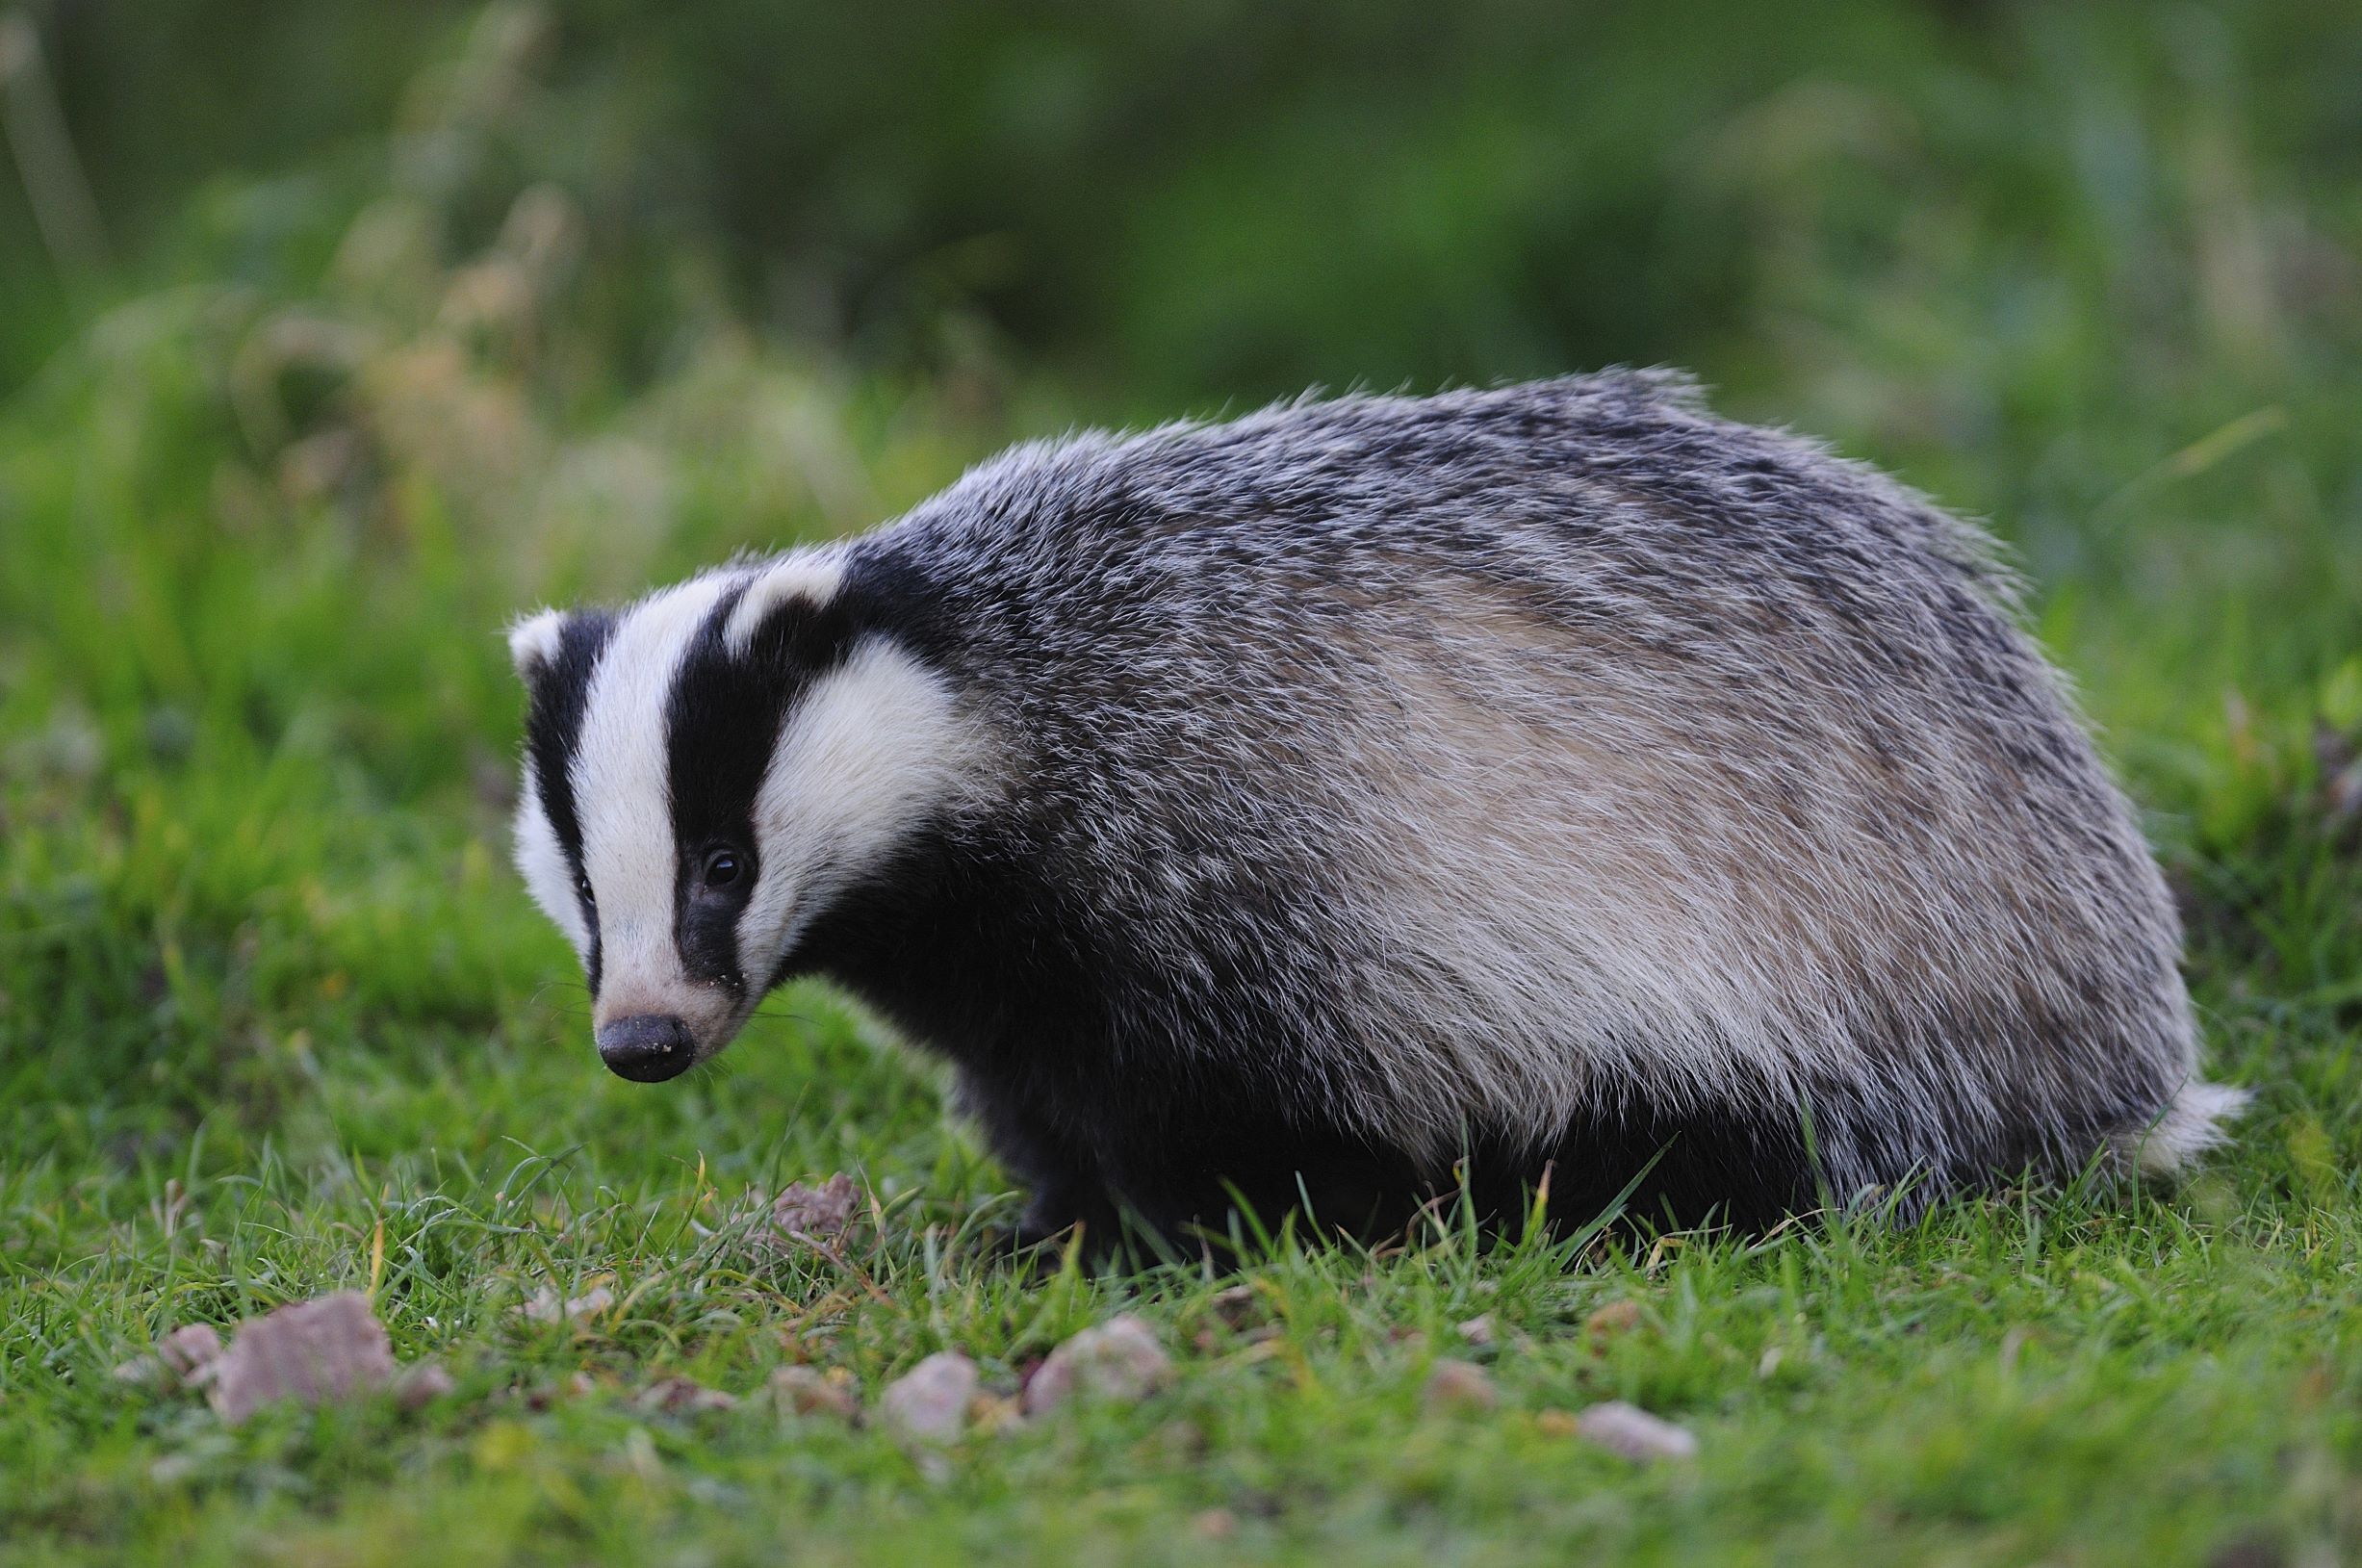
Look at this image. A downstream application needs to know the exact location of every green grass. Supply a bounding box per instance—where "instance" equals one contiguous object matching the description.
[5,4,2362,1563]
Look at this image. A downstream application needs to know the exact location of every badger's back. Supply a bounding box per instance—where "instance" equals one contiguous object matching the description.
[824,374,2233,1217]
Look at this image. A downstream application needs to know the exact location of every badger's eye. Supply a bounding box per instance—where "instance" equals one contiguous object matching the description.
[701,847,744,890]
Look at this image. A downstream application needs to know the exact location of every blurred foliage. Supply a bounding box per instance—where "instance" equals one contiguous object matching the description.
[3,1,2358,407]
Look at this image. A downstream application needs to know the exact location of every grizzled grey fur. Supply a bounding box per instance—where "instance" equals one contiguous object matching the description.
[509,373,2242,1247]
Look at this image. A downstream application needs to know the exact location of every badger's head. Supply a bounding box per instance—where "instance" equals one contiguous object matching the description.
[507,549,977,1082]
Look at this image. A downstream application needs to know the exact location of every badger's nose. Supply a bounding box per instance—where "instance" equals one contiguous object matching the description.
[596,1015,696,1082]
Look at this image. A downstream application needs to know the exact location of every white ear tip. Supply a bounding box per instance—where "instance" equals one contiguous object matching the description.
[507,609,568,677]
[725,551,848,654]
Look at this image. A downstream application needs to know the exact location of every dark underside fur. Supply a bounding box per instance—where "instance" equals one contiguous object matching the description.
[783,832,1833,1252]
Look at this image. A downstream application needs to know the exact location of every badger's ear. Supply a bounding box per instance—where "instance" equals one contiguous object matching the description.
[507,608,569,683]
[722,550,849,656]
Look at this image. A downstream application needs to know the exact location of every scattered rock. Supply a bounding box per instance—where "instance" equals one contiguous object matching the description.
[767,1365,860,1421]
[880,1350,978,1443]
[120,1295,450,1423]
[1456,1313,1496,1348]
[161,1321,227,1376]
[393,1361,456,1410]
[206,1292,400,1424]
[1421,1357,1498,1414]
[1022,1315,1172,1414]
[768,1173,860,1248]
[635,1376,738,1416]
[522,1371,598,1410]
[114,1323,224,1387]
[1583,1299,1644,1338]
[1574,1401,1697,1462]
[1207,1284,1261,1329]
[516,1284,614,1324]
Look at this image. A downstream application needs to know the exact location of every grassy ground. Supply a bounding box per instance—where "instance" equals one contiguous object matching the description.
[6,8,2362,1564]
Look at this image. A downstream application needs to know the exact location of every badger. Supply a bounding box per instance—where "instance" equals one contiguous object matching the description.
[507,373,2242,1247]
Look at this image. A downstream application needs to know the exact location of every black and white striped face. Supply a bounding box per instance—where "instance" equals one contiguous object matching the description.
[507,551,980,1083]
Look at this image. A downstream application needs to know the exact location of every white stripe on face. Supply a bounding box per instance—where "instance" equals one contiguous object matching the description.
[573,573,737,1031]
[735,634,992,982]
[513,768,589,958]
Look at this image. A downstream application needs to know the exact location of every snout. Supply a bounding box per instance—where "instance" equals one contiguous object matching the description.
[595,1014,698,1082]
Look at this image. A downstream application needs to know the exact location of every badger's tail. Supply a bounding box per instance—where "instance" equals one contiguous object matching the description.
[2112,1078,2250,1176]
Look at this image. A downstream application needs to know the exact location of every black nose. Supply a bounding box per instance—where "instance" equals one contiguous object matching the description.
[596,1015,697,1082]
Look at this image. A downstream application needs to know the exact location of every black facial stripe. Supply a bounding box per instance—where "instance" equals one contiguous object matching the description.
[522,611,617,992]
[664,575,862,991]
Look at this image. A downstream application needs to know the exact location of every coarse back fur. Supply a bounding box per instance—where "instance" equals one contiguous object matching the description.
[511,373,2243,1246]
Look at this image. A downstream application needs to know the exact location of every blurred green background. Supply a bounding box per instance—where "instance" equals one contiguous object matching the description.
[7,0,2359,405]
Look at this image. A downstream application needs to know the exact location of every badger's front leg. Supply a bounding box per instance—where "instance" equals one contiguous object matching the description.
[957,1062,1431,1261]
[951,1068,1123,1249]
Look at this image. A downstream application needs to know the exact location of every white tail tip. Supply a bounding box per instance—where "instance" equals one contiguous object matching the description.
[2116,1078,2250,1175]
